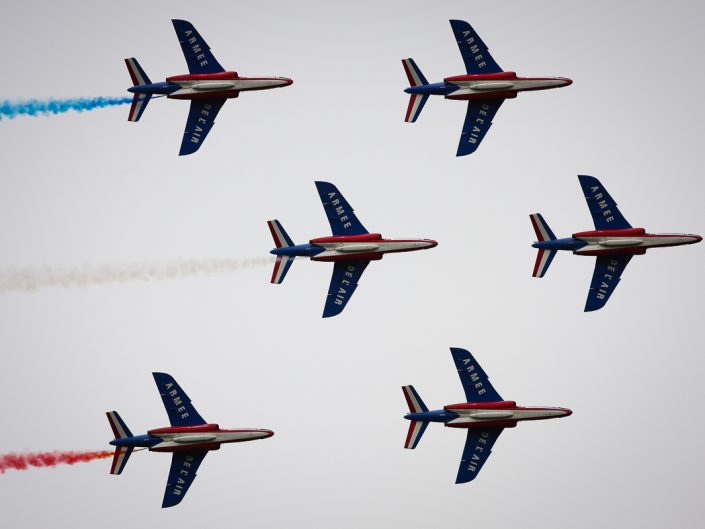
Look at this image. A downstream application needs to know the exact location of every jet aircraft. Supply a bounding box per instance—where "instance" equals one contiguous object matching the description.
[107,372,273,508]
[402,19,572,156]
[402,347,571,483]
[267,181,437,318]
[531,175,702,311]
[125,19,292,155]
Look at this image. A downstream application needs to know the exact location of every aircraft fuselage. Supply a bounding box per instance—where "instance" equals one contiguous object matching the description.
[405,71,572,100]
[533,228,702,256]
[405,401,571,429]
[270,233,437,262]
[128,71,293,100]
[110,423,273,452]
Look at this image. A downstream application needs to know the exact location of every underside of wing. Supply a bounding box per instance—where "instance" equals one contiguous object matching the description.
[449,20,503,74]
[162,450,208,508]
[172,19,225,74]
[449,348,503,402]
[578,175,632,230]
[457,100,503,156]
[179,99,226,156]
[456,428,503,484]
[585,255,633,312]
[323,260,370,318]
[314,181,368,236]
[152,372,206,426]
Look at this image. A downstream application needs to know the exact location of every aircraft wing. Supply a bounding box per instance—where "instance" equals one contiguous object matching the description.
[179,99,226,156]
[457,100,503,156]
[323,260,370,318]
[449,20,503,75]
[585,255,633,312]
[162,450,208,508]
[314,181,368,236]
[450,347,503,402]
[578,175,632,230]
[172,19,225,74]
[456,428,503,483]
[153,372,207,426]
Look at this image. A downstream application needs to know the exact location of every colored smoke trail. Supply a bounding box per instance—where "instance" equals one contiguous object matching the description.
[0,257,273,293]
[0,450,113,474]
[0,97,132,120]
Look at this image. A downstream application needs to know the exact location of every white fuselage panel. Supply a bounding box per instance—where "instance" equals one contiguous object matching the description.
[446,407,568,426]
[151,430,270,450]
[448,78,567,98]
[314,240,434,259]
[172,78,289,97]
[576,236,696,254]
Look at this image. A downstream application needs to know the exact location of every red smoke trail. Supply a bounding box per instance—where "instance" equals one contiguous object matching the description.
[0,450,113,473]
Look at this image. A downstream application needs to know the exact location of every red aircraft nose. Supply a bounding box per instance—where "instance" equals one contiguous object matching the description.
[693,235,703,243]
[428,240,438,248]
[561,77,573,87]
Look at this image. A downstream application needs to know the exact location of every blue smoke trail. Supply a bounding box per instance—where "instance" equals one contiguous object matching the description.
[0,97,132,120]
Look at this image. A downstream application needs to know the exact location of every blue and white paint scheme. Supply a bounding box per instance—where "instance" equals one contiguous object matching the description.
[106,372,273,508]
[125,19,292,155]
[402,19,572,156]
[402,347,571,484]
[531,175,702,311]
[267,181,437,318]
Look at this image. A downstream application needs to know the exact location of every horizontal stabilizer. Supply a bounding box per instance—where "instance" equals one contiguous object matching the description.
[109,446,133,475]
[529,213,556,242]
[271,255,294,284]
[127,93,151,122]
[404,420,429,449]
[532,248,557,278]
[404,94,429,123]
[402,58,428,87]
[267,219,294,248]
[402,385,428,413]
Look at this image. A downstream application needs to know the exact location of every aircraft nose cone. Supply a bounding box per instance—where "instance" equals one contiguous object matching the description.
[561,77,573,87]
[263,429,274,438]
[562,408,573,417]
[428,240,438,248]
[693,235,703,243]
[282,78,293,86]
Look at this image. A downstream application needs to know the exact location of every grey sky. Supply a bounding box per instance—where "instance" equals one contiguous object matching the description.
[0,1,703,528]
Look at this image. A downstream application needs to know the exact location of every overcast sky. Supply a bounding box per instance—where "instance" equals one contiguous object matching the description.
[0,1,704,528]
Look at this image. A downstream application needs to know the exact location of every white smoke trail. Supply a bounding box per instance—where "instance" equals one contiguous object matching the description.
[0,257,273,293]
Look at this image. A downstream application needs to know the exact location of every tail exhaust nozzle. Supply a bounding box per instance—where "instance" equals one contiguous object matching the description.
[530,213,557,278]
[106,411,134,475]
[267,219,295,284]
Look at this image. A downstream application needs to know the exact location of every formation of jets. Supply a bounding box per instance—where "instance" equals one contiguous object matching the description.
[52,16,690,507]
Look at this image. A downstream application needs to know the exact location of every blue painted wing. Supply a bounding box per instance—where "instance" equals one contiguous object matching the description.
[179,99,226,156]
[585,255,633,312]
[323,260,370,318]
[449,20,503,74]
[456,428,503,484]
[578,175,631,230]
[314,181,368,236]
[450,348,503,402]
[457,100,503,156]
[162,450,208,508]
[152,372,206,426]
[172,20,225,74]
